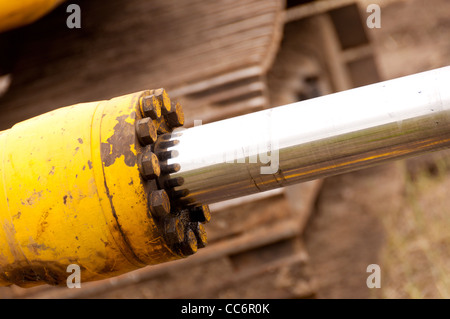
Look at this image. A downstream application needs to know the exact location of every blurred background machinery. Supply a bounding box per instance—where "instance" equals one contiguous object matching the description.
[0,0,449,298]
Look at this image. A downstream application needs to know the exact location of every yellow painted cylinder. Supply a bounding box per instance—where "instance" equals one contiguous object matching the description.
[0,0,65,33]
[0,90,207,287]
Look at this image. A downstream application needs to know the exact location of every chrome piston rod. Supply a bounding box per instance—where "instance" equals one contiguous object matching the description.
[166,66,450,206]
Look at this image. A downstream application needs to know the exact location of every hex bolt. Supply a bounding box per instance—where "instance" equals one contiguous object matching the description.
[160,163,181,174]
[188,205,211,223]
[172,189,189,199]
[164,217,185,247]
[179,228,198,256]
[152,133,170,152]
[157,139,179,149]
[137,148,161,180]
[165,102,185,128]
[151,88,171,115]
[149,190,170,221]
[154,116,171,135]
[164,177,184,188]
[192,223,207,249]
[135,117,157,145]
[157,150,179,161]
[140,95,162,119]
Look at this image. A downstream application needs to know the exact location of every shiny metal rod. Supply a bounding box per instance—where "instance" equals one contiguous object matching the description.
[166,66,450,206]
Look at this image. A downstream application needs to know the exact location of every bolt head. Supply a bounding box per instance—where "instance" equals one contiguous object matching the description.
[138,149,161,180]
[179,228,198,256]
[140,95,162,119]
[149,190,170,220]
[152,88,171,114]
[189,205,211,223]
[164,218,185,246]
[135,117,157,145]
[192,223,207,249]
[165,102,185,128]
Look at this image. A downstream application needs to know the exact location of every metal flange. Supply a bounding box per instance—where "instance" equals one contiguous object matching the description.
[135,89,209,258]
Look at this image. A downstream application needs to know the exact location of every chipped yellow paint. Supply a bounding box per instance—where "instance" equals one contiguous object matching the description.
[0,0,65,33]
[0,91,177,287]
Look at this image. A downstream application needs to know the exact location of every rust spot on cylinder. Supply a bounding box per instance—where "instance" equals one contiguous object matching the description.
[101,114,136,167]
[21,190,43,206]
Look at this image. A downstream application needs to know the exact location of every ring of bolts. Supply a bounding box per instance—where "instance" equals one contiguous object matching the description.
[135,89,210,257]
